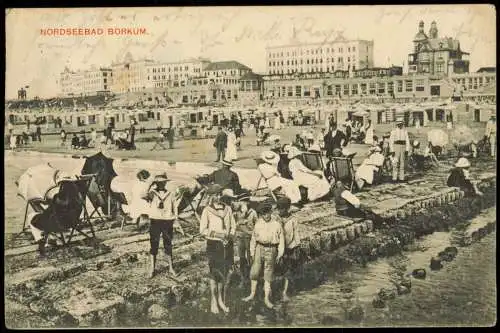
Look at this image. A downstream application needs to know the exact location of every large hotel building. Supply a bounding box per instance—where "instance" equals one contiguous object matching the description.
[266,37,374,75]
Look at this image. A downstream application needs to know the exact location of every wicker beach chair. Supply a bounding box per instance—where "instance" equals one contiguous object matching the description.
[327,156,356,192]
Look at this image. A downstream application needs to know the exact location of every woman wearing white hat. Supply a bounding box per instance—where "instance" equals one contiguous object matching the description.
[355,145,385,190]
[447,158,483,197]
[257,151,301,204]
[287,146,331,202]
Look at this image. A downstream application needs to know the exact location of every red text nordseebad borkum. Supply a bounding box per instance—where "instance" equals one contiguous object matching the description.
[40,28,147,36]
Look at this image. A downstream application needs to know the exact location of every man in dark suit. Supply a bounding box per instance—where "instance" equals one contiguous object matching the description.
[324,122,347,158]
[213,126,227,162]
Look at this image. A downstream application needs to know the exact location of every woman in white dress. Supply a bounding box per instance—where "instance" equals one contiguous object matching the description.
[355,145,385,190]
[287,147,331,202]
[225,128,238,161]
[257,151,301,204]
[273,113,281,130]
[364,120,374,145]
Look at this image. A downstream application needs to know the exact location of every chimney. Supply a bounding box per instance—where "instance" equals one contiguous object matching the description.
[429,21,438,39]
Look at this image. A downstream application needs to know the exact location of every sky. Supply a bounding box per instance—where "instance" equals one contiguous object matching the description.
[5,5,496,99]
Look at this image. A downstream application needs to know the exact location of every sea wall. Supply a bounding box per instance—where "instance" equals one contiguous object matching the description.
[5,172,496,328]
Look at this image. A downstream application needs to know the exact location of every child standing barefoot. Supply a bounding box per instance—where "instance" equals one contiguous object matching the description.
[199,185,237,314]
[275,197,302,302]
[232,197,258,288]
[242,201,285,309]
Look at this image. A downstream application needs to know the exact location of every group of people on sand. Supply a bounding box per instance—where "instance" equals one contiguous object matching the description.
[213,125,239,162]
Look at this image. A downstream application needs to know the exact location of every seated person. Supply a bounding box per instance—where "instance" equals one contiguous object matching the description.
[447,157,483,197]
[287,146,331,202]
[257,151,302,206]
[332,181,366,218]
[79,132,88,148]
[71,133,80,149]
[293,134,306,150]
[270,139,282,154]
[355,145,385,190]
[277,144,293,180]
[206,159,247,196]
[411,140,439,170]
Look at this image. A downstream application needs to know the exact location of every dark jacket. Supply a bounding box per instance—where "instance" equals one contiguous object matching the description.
[324,130,347,157]
[208,167,242,194]
[214,131,227,150]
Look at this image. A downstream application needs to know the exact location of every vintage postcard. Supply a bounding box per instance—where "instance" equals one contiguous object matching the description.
[4,5,496,328]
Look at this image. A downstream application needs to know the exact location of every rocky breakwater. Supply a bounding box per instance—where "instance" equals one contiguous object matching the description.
[4,166,496,328]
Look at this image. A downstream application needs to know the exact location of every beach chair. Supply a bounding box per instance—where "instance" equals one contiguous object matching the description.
[299,152,325,172]
[177,184,207,223]
[253,158,278,201]
[328,156,356,192]
[21,176,97,246]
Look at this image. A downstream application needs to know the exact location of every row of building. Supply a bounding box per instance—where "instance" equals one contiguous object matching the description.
[56,20,494,106]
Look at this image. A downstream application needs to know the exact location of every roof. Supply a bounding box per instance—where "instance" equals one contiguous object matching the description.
[204,61,251,71]
[477,67,496,73]
[427,37,461,51]
[239,72,263,81]
[413,31,428,41]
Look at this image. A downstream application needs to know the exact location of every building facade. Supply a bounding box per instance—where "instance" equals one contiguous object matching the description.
[59,66,112,97]
[146,58,211,89]
[266,37,374,75]
[408,21,470,76]
[110,53,154,94]
[163,60,254,105]
[262,71,496,102]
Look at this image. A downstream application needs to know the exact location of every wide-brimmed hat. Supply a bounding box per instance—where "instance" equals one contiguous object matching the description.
[237,193,251,202]
[206,183,224,195]
[369,145,382,153]
[396,118,404,124]
[412,140,420,147]
[256,200,273,214]
[136,169,150,181]
[55,171,76,183]
[331,148,343,157]
[222,159,233,167]
[287,146,302,159]
[153,172,169,182]
[261,151,280,165]
[221,188,237,199]
[455,157,471,168]
[308,144,321,153]
[276,196,291,210]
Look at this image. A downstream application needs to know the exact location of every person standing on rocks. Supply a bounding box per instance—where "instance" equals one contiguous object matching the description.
[243,201,285,309]
[232,196,258,288]
[199,185,237,314]
[389,117,410,183]
[145,173,182,278]
[213,126,227,162]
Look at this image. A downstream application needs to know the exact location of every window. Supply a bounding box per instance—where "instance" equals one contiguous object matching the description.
[415,79,425,91]
[335,85,341,95]
[343,84,349,95]
[327,85,333,95]
[436,63,444,73]
[397,80,403,92]
[378,82,385,94]
[369,83,376,94]
[287,86,293,97]
[351,84,358,95]
[405,80,413,92]
[387,82,394,94]
[352,46,356,52]
[297,86,303,97]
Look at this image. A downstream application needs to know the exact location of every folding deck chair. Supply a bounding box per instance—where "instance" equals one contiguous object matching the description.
[327,156,356,192]
[21,176,98,246]
[299,152,325,172]
[177,184,207,223]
